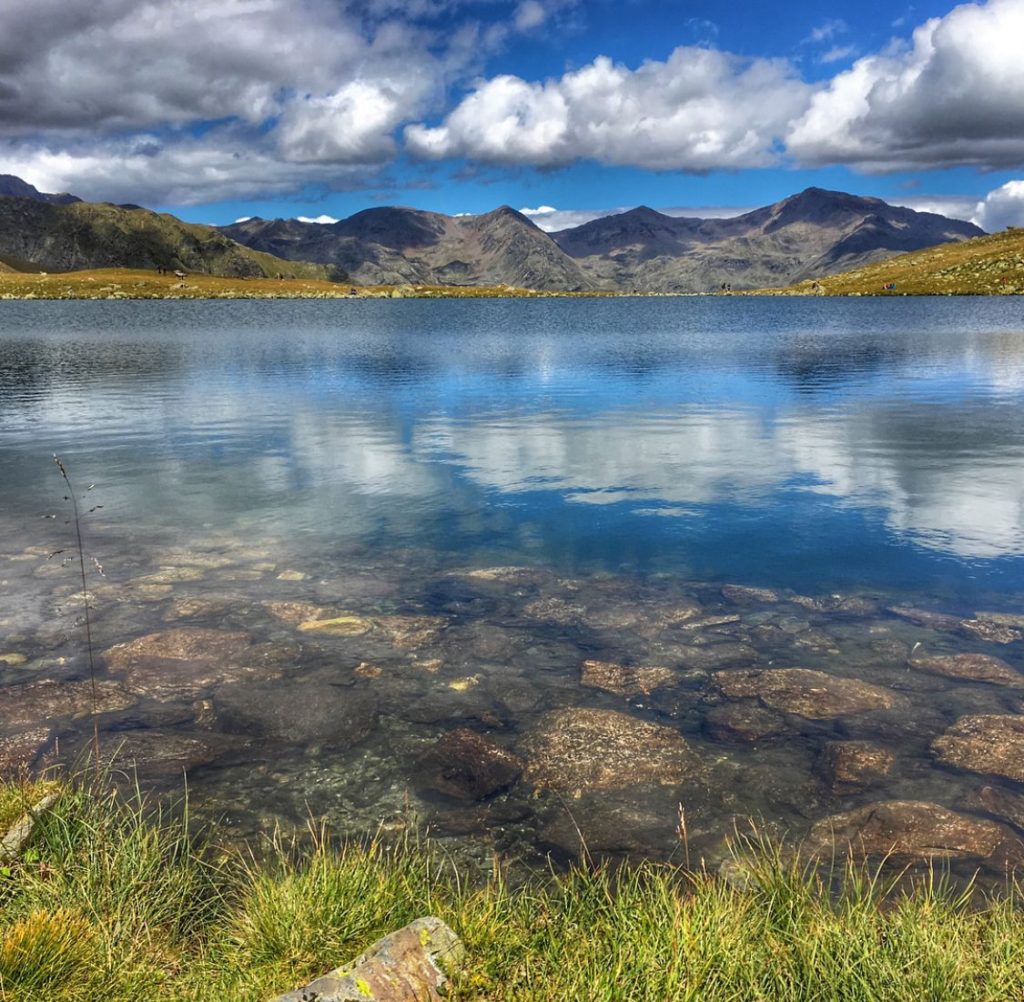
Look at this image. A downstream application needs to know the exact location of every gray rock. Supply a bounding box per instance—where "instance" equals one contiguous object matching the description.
[271,916,464,1002]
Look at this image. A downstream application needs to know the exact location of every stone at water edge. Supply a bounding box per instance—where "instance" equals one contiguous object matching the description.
[0,727,52,778]
[932,715,1024,783]
[270,917,464,1002]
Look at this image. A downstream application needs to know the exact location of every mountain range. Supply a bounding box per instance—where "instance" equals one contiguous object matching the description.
[0,174,985,292]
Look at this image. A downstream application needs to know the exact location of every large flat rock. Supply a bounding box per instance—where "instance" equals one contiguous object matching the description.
[932,715,1024,782]
[521,707,700,794]
[803,800,1024,868]
[712,668,899,719]
[103,628,254,668]
[908,652,1024,687]
[1,679,135,729]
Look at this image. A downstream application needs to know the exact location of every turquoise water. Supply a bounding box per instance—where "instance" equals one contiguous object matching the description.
[2,296,1024,874]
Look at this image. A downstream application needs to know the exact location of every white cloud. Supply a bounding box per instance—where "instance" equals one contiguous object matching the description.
[971,180,1024,230]
[406,47,811,170]
[787,0,1024,171]
[818,45,858,64]
[514,0,547,30]
[891,194,982,221]
[806,18,848,43]
[296,214,342,225]
[233,216,254,224]
[515,203,755,232]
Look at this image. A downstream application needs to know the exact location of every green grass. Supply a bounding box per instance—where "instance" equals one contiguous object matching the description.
[1,777,1023,1001]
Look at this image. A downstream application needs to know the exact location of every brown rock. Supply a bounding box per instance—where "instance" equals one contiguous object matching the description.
[821,741,895,792]
[418,728,523,800]
[522,597,584,625]
[580,660,676,698]
[521,707,700,794]
[1,680,135,729]
[908,652,1024,687]
[102,729,237,774]
[803,800,1024,868]
[115,659,279,702]
[0,727,52,777]
[713,668,899,719]
[661,599,704,624]
[375,615,445,650]
[932,715,1024,782]
[103,628,253,669]
[265,600,329,626]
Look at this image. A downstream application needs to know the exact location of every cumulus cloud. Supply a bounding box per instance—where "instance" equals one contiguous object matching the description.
[971,180,1024,230]
[787,0,1024,171]
[406,47,811,170]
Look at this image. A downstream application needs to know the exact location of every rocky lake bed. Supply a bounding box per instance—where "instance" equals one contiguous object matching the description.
[5,529,1024,885]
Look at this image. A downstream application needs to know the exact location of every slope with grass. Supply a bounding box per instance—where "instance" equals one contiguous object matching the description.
[1,776,1023,1001]
[767,226,1024,296]
[0,196,345,282]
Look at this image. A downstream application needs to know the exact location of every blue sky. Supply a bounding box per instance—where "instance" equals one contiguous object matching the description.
[1,0,1022,230]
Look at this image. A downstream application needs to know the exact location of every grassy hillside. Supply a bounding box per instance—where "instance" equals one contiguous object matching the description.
[0,198,345,282]
[0,268,618,300]
[765,226,1024,296]
[1,776,1023,1001]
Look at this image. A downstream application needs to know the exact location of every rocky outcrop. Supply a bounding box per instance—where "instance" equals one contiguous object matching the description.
[521,707,700,794]
[932,715,1024,782]
[803,800,1024,868]
[712,668,899,719]
[908,652,1024,687]
[271,917,464,1002]
[418,729,523,800]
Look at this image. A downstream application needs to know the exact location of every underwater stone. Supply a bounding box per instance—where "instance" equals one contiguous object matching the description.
[932,715,1024,782]
[703,702,789,745]
[103,628,253,669]
[521,707,700,794]
[958,618,1024,645]
[418,728,524,800]
[270,916,464,1002]
[908,652,1024,687]
[712,668,900,720]
[580,660,677,698]
[964,785,1024,835]
[721,584,780,604]
[803,800,1024,869]
[820,741,895,792]
[888,606,962,632]
[0,727,52,777]
[1,679,135,729]
[214,681,378,748]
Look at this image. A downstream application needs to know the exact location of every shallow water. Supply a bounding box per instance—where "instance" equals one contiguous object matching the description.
[2,297,1024,879]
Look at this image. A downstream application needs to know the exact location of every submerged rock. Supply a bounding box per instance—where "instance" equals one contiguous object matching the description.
[0,727,52,777]
[521,707,700,794]
[721,584,780,604]
[959,618,1024,645]
[214,681,378,748]
[820,741,895,792]
[703,702,789,744]
[580,660,677,699]
[964,786,1024,835]
[374,615,445,650]
[888,606,962,632]
[115,658,281,703]
[932,715,1024,782]
[908,652,1024,687]
[712,668,899,720]
[297,614,373,636]
[418,728,523,801]
[803,800,1024,868]
[2,680,135,729]
[103,628,253,669]
[101,729,239,775]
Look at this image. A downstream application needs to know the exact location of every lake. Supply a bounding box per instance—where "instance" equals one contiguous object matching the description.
[2,296,1024,877]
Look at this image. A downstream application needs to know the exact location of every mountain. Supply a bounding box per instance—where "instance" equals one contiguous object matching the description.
[222,205,594,290]
[550,188,984,292]
[0,174,81,205]
[0,187,344,280]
